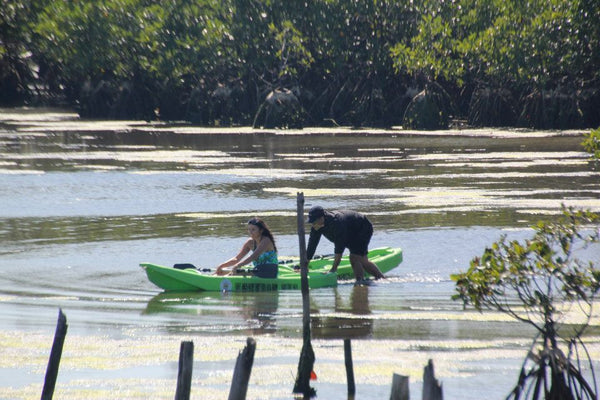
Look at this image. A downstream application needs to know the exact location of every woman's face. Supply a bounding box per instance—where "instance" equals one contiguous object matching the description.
[247,223,262,240]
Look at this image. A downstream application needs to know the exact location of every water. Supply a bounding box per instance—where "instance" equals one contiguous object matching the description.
[1,108,599,399]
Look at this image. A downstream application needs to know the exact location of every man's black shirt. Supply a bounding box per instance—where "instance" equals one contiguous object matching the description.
[306,209,372,259]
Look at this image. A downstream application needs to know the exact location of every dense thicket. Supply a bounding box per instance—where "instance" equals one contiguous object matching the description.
[1,0,599,129]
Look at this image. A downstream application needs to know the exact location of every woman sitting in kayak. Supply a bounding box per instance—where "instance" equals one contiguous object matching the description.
[215,217,278,278]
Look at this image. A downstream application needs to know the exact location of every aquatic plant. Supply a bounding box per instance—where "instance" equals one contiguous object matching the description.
[582,127,600,164]
[452,205,600,400]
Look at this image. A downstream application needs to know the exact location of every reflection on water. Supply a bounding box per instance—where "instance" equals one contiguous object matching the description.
[144,290,280,335]
[312,285,374,339]
[143,285,381,339]
[142,286,375,338]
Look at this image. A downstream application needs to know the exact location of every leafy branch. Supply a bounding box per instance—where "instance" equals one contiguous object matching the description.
[452,205,600,399]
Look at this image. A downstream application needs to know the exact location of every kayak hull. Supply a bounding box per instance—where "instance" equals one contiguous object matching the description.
[141,263,338,292]
[141,247,402,292]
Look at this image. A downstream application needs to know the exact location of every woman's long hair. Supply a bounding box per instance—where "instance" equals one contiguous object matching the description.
[247,217,277,252]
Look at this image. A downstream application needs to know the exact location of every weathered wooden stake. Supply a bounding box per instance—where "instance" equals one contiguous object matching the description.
[390,374,410,400]
[293,192,316,398]
[41,308,68,400]
[344,339,356,396]
[422,359,443,400]
[296,192,310,302]
[174,341,194,400]
[228,337,256,400]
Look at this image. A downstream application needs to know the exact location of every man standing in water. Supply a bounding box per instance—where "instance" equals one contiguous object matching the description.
[306,206,385,282]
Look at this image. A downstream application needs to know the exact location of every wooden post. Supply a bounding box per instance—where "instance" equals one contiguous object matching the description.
[175,341,194,400]
[422,359,443,400]
[390,374,410,400]
[41,308,68,400]
[293,192,316,397]
[296,192,310,298]
[344,339,356,396]
[228,337,256,400]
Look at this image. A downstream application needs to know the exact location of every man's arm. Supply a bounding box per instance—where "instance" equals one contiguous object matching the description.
[306,229,321,260]
[328,253,342,273]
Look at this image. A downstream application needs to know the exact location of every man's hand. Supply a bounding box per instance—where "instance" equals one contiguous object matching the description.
[328,253,342,274]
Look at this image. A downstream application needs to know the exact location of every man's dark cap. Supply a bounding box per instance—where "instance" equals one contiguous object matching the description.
[307,205,325,223]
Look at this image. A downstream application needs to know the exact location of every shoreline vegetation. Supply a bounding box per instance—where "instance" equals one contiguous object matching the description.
[2,0,599,130]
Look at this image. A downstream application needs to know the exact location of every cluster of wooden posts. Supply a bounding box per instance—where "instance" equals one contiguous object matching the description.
[41,309,443,400]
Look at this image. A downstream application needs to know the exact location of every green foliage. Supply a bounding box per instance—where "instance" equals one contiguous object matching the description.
[582,127,600,161]
[32,1,133,97]
[391,0,595,91]
[391,11,465,84]
[452,206,599,333]
[391,0,600,128]
[452,205,600,399]
[33,0,227,90]
[270,20,314,80]
[0,0,50,103]
[4,0,600,127]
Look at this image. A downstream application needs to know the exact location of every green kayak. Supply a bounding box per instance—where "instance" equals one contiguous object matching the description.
[140,264,338,292]
[140,247,402,292]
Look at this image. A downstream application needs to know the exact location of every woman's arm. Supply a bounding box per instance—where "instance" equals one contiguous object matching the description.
[215,239,252,274]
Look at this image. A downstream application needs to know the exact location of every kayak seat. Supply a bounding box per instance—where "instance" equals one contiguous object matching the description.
[173,263,197,270]
[253,263,278,279]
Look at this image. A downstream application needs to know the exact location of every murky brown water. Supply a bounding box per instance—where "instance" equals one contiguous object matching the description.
[1,108,599,399]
